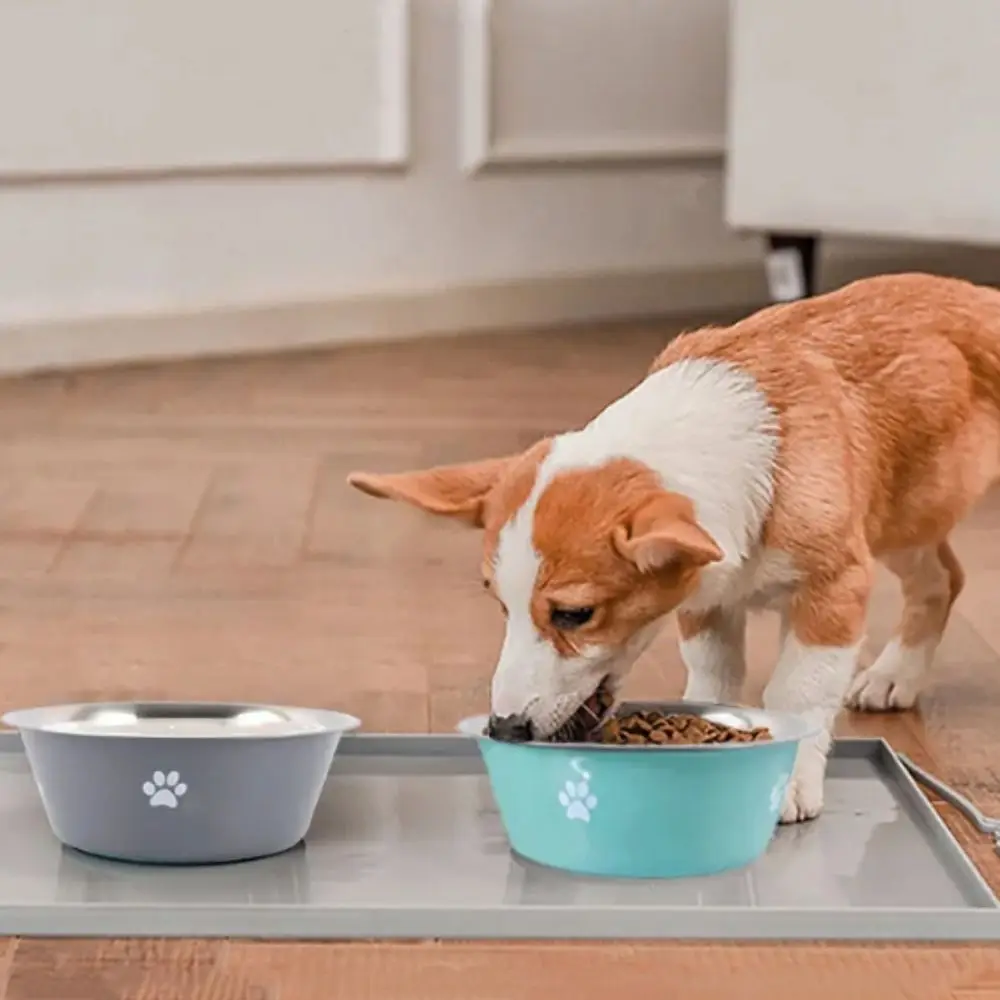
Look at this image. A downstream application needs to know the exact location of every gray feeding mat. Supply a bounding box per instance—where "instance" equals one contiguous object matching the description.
[0,732,995,940]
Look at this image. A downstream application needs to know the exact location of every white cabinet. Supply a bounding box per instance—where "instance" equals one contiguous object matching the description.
[727,0,1000,247]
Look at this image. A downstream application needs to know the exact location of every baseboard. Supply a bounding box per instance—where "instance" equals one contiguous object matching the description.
[3,246,1000,375]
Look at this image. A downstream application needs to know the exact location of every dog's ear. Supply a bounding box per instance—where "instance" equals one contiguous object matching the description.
[613,491,723,573]
[347,455,519,528]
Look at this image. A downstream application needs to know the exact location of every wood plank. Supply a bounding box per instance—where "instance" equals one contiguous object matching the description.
[1,939,999,1000]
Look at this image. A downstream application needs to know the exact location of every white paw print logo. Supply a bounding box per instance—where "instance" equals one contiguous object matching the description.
[142,770,187,809]
[769,773,789,815]
[558,759,598,822]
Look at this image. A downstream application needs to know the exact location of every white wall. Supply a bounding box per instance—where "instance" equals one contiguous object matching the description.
[0,0,997,371]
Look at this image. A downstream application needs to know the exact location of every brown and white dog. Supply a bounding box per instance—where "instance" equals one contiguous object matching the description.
[348,273,1000,823]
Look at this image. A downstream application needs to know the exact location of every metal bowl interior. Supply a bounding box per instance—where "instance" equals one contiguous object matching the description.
[457,700,818,749]
[2,701,361,739]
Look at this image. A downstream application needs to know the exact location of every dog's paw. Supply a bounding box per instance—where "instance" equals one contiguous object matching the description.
[777,740,827,824]
[778,774,824,824]
[846,668,918,712]
[846,640,925,712]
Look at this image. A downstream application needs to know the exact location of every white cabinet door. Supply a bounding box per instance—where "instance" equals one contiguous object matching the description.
[726,0,1000,246]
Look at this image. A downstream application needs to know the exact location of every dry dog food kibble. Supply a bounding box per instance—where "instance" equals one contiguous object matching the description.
[597,711,772,745]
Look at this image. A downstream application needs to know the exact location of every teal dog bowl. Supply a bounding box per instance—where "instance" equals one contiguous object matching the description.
[458,701,817,879]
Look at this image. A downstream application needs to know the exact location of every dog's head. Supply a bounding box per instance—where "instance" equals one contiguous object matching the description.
[348,438,722,737]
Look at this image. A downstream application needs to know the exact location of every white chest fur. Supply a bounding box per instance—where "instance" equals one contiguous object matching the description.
[684,546,801,614]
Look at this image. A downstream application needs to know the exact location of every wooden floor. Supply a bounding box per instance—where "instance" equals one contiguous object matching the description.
[2,317,1000,997]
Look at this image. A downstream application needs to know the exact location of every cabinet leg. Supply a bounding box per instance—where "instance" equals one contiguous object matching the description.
[764,233,819,302]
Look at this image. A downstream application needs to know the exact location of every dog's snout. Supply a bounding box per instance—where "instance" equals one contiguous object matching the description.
[485,713,535,743]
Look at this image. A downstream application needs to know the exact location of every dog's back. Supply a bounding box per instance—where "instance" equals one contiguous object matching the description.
[654,272,1000,559]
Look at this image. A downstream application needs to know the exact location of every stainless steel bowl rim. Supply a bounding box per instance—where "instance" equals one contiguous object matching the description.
[457,701,819,749]
[2,700,361,740]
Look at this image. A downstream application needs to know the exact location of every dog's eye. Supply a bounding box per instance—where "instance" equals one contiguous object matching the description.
[550,606,595,630]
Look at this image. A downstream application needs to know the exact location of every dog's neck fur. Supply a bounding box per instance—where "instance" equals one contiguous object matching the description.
[533,358,781,599]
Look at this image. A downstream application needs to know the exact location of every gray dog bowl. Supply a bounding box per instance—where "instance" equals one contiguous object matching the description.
[2,701,360,865]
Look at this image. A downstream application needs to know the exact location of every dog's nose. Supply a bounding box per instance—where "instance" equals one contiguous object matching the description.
[486,713,534,743]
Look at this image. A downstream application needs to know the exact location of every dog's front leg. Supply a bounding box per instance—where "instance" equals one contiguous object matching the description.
[764,560,872,823]
[678,606,747,703]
